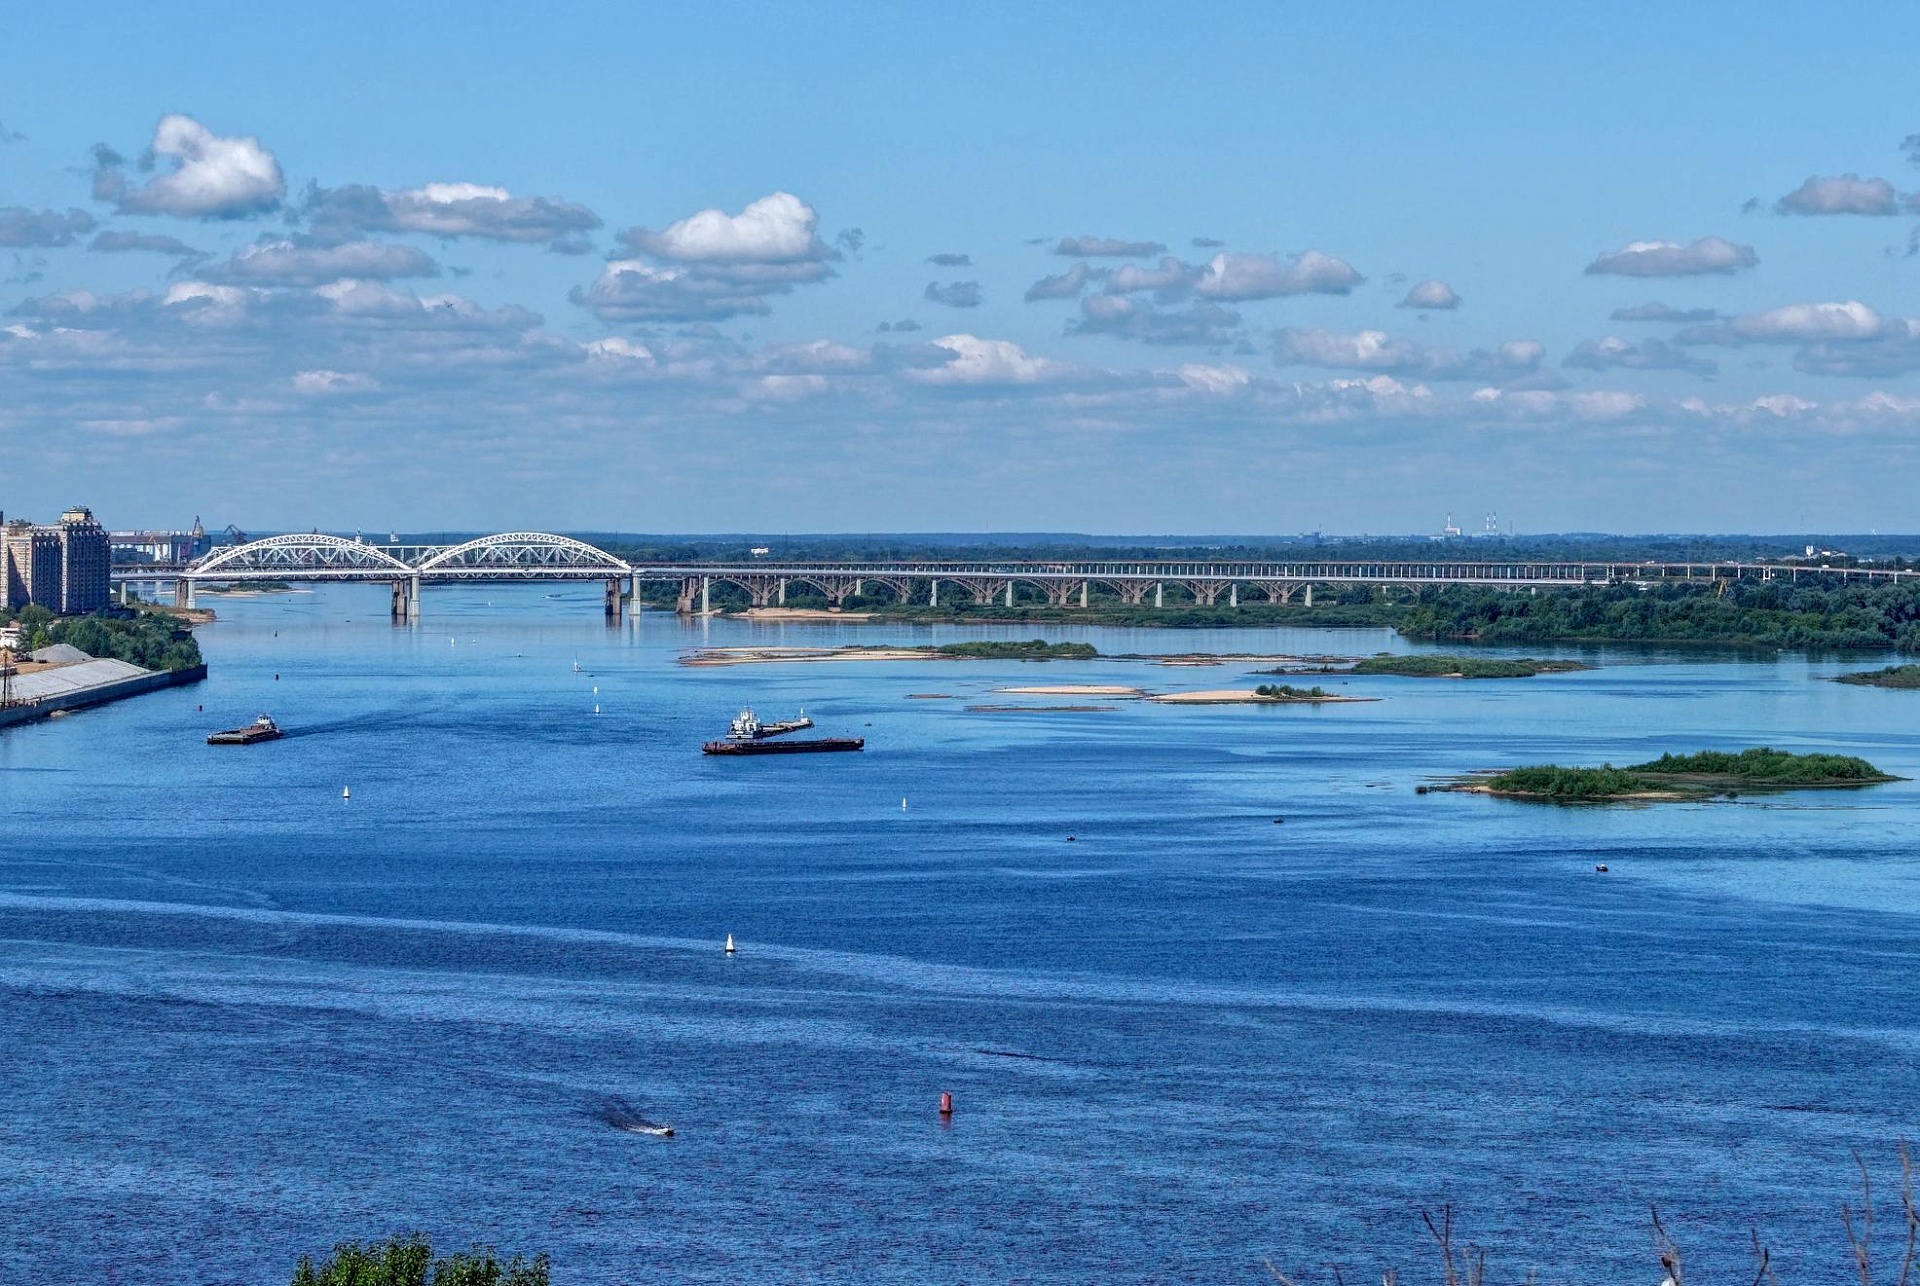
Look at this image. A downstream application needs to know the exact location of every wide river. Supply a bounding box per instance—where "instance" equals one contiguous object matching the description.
[4,586,1919,1284]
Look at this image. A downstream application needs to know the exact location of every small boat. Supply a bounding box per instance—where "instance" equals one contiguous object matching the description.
[597,1096,674,1137]
[208,714,284,745]
[616,1120,675,1138]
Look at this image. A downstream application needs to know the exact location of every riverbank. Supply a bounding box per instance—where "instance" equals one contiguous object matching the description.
[0,657,207,730]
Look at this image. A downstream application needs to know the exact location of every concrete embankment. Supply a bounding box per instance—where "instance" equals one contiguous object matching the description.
[0,660,207,730]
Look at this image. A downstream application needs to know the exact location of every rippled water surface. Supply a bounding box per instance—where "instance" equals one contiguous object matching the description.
[4,586,1920,1284]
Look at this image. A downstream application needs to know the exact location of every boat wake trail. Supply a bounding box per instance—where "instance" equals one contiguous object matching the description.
[594,1096,674,1137]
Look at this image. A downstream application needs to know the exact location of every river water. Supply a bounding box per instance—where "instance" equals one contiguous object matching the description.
[3,586,1919,1284]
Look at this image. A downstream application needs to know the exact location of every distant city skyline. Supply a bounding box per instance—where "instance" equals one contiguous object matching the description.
[4,3,1920,533]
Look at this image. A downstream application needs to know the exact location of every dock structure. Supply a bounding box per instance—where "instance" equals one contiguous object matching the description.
[114,533,1920,621]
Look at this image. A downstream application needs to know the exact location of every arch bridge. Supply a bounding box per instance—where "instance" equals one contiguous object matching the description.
[131,535,1920,621]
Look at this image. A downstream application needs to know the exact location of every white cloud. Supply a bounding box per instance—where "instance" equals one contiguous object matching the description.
[1194,250,1362,300]
[0,207,97,248]
[1679,300,1885,344]
[94,114,285,218]
[304,181,602,249]
[1274,328,1542,381]
[1584,237,1757,277]
[1563,336,1717,378]
[1105,256,1201,296]
[1399,279,1460,309]
[292,368,376,394]
[1069,295,1241,345]
[621,192,830,264]
[1054,235,1166,257]
[1174,363,1251,394]
[204,239,440,286]
[585,336,655,363]
[1776,174,1900,216]
[911,334,1058,385]
[1024,262,1096,301]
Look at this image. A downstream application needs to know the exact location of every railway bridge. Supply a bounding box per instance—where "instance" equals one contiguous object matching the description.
[110,533,1920,621]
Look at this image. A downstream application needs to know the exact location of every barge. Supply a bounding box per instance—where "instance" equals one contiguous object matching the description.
[704,735,863,755]
[208,714,284,745]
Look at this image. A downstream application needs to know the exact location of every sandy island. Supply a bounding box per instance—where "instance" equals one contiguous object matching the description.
[1149,688,1378,704]
[730,607,874,621]
[682,646,934,666]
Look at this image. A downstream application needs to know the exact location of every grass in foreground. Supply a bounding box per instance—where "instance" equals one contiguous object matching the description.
[1836,663,1920,689]
[1350,653,1592,678]
[293,1234,547,1285]
[1473,747,1897,800]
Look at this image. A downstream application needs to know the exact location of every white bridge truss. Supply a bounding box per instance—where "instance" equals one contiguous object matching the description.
[183,532,632,582]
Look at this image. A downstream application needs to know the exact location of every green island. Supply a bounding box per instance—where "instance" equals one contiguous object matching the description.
[1836,664,1920,689]
[1348,653,1592,678]
[1452,747,1901,801]
[4,605,203,672]
[930,639,1097,660]
[1254,683,1330,699]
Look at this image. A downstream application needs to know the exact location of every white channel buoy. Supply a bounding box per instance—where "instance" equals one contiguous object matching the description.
[593,704,600,715]
[724,933,736,955]
[342,786,351,800]
[901,797,908,810]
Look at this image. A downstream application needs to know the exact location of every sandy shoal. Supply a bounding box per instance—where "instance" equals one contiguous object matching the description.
[995,684,1143,696]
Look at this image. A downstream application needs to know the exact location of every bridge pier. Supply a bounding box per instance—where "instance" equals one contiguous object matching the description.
[929,579,938,608]
[174,578,194,609]
[1229,584,1238,608]
[1154,582,1163,609]
[604,577,621,620]
[1304,584,1313,608]
[778,577,787,606]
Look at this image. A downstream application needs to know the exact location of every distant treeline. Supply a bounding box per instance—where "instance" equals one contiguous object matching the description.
[1398,580,1920,652]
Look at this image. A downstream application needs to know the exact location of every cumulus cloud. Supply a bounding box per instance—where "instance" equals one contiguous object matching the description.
[1584,237,1757,277]
[1194,250,1363,300]
[1563,336,1717,378]
[203,239,440,286]
[619,192,832,265]
[1054,235,1166,257]
[927,252,972,267]
[1610,302,1722,323]
[1677,300,1885,345]
[0,207,97,248]
[303,181,601,249]
[88,230,203,257]
[1024,262,1096,301]
[1273,327,1541,381]
[1792,321,1920,377]
[1105,256,1201,297]
[292,368,376,394]
[911,334,1059,385]
[580,192,837,323]
[1068,295,1241,345]
[1776,174,1899,216]
[924,280,982,308]
[877,318,922,332]
[93,114,285,218]
[1174,362,1250,393]
[1399,279,1460,310]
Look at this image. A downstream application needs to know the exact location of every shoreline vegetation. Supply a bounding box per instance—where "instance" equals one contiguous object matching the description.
[1346,654,1592,679]
[3,606,202,672]
[1836,663,1920,689]
[1436,748,1901,802]
[661,576,1920,653]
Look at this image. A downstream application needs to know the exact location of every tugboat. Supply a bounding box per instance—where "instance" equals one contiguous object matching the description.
[208,714,285,745]
[721,708,815,741]
[704,707,861,755]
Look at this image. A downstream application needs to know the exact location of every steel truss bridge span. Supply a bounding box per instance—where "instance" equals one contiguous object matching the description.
[120,535,1920,619]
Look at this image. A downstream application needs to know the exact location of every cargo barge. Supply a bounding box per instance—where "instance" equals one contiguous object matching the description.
[704,706,860,754]
[208,714,284,745]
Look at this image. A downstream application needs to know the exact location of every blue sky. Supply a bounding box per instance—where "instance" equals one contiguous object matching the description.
[4,2,1920,534]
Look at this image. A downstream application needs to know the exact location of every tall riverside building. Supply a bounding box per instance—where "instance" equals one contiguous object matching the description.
[0,506,112,615]
[56,507,111,614]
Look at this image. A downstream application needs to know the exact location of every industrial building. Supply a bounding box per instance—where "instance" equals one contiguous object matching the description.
[1,506,113,615]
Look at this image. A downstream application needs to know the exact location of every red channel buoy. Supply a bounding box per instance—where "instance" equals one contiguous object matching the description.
[939,1091,953,1117]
